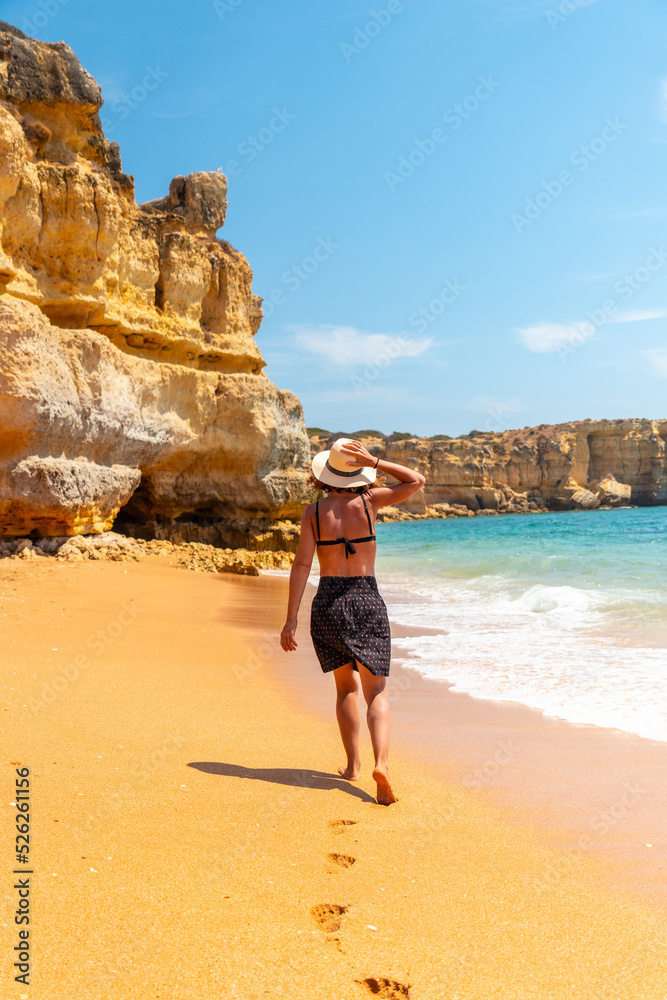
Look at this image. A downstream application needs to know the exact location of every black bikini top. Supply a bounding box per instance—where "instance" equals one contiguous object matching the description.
[315,492,376,559]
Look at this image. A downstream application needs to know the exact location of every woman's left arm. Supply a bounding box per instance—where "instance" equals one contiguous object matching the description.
[280,506,316,651]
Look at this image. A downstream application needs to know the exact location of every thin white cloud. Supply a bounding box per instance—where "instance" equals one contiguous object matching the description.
[643,349,667,377]
[517,308,667,354]
[517,320,594,353]
[290,324,432,367]
[610,308,667,324]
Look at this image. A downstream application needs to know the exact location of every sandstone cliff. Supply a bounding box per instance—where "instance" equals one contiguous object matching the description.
[310,419,667,516]
[0,22,310,537]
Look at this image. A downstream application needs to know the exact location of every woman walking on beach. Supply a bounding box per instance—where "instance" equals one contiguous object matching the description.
[280,438,426,805]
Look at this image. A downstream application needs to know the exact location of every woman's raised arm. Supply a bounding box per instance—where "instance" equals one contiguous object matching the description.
[339,440,426,509]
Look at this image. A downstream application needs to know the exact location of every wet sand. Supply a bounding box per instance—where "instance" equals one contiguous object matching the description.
[259,575,667,911]
[1,558,665,999]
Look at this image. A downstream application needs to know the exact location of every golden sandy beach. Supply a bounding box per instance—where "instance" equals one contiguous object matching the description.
[1,557,666,1000]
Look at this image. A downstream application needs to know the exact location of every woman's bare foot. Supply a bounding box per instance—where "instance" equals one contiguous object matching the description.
[372,764,397,805]
[338,763,360,781]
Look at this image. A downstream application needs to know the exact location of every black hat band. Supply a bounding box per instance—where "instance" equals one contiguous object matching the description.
[325,458,361,478]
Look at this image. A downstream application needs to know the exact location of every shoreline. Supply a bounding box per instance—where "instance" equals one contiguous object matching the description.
[374,505,667,744]
[266,547,667,748]
[376,501,645,523]
[2,558,665,998]
[255,573,667,912]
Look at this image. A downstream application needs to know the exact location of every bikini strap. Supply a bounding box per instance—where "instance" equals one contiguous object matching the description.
[361,492,373,535]
[314,500,321,541]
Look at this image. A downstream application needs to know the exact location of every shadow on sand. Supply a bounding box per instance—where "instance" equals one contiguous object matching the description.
[188,761,376,803]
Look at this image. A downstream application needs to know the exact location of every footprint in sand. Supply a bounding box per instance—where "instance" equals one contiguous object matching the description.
[328,819,357,835]
[327,853,356,868]
[358,977,411,998]
[310,903,348,933]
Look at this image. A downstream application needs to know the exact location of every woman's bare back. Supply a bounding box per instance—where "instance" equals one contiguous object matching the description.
[310,490,377,578]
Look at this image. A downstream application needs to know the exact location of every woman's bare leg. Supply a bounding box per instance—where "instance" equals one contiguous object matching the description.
[357,660,397,804]
[333,662,361,780]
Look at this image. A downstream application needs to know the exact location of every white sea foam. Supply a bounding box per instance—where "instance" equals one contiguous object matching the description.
[263,507,667,742]
[381,574,667,743]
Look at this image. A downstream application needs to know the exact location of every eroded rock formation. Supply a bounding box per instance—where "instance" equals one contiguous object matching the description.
[0,22,310,536]
[311,420,667,515]
[1,531,293,576]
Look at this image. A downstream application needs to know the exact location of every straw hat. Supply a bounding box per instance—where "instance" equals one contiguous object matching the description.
[311,437,377,489]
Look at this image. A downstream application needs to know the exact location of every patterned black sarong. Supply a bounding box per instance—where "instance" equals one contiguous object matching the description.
[310,575,391,676]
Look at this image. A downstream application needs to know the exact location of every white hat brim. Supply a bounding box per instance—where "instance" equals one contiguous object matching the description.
[311,449,376,488]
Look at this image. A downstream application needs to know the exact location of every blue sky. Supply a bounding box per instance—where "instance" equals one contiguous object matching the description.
[5,0,667,435]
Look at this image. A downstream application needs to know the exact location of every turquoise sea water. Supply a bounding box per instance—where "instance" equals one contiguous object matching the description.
[374,507,667,742]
